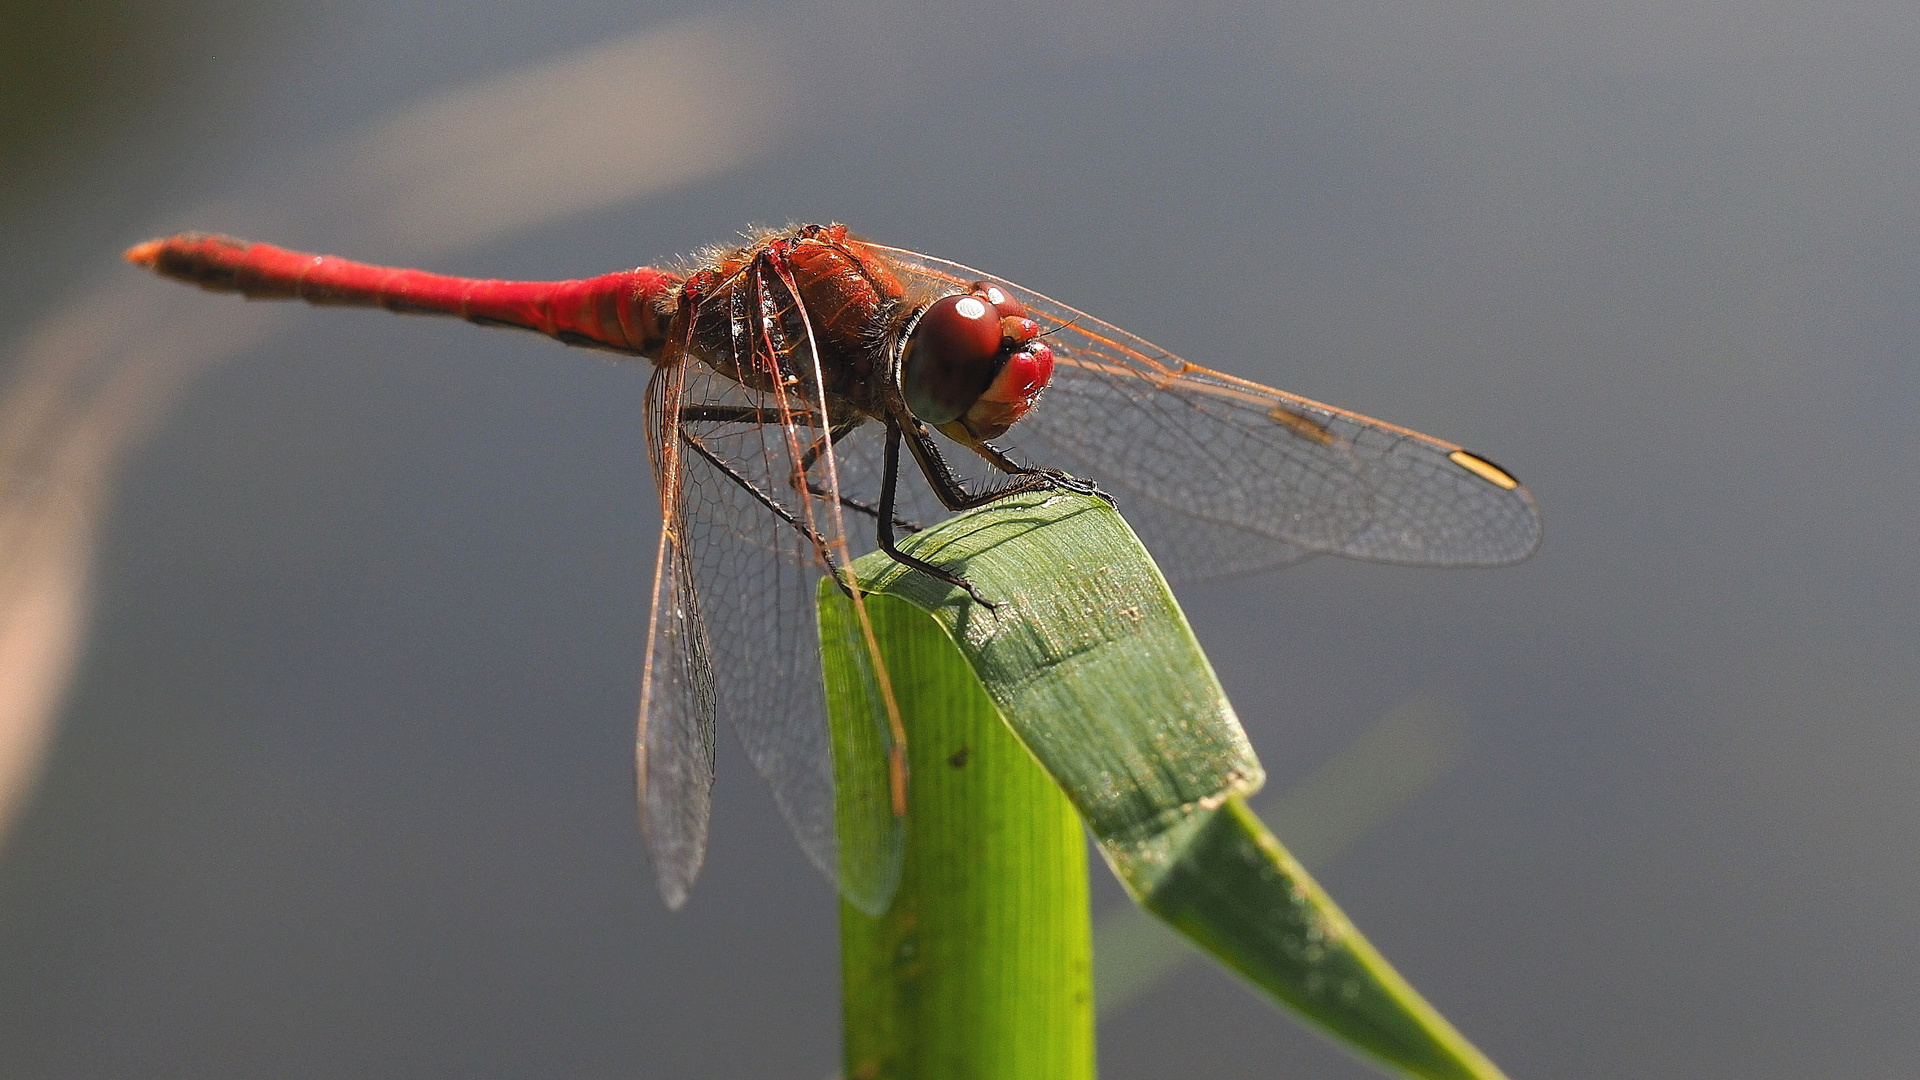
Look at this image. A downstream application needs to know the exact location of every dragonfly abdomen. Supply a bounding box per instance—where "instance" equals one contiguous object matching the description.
[125,232,683,358]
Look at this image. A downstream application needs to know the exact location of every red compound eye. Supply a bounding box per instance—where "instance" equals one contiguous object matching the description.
[968,280,1026,320]
[902,293,1006,424]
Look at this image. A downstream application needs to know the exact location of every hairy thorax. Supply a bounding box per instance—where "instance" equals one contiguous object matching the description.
[671,225,917,419]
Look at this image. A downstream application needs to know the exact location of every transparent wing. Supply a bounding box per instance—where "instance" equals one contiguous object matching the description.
[640,260,905,913]
[636,359,717,910]
[873,245,1543,578]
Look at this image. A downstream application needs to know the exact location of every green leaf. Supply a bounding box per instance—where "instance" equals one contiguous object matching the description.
[825,590,1093,1080]
[823,490,1509,1080]
[1094,694,1468,1014]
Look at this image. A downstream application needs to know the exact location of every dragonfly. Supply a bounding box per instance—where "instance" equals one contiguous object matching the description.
[125,223,1540,913]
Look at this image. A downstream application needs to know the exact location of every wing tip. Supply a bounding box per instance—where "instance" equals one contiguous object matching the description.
[656,878,693,910]
[637,740,708,911]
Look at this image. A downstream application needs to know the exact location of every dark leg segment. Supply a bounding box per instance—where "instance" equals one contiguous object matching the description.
[680,404,825,427]
[970,439,1114,505]
[880,424,996,607]
[898,421,1063,511]
[790,418,926,532]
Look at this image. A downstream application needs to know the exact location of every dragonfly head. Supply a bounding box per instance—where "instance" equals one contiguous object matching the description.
[900,283,1054,442]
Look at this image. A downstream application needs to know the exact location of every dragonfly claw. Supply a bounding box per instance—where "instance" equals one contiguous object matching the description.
[1037,468,1116,508]
[958,577,1000,610]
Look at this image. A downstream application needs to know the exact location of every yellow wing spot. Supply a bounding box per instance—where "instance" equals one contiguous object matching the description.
[1267,405,1335,445]
[1449,450,1519,490]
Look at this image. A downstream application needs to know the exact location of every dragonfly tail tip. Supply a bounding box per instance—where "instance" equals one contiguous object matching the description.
[123,239,163,268]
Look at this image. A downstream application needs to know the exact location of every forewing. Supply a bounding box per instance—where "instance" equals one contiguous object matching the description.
[873,246,1543,577]
[637,359,717,910]
[660,264,904,913]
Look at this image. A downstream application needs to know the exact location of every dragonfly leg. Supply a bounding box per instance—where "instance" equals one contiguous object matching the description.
[788,419,927,533]
[677,404,899,525]
[880,423,996,608]
[970,440,1116,506]
[678,404,826,427]
[897,420,1059,511]
[797,418,862,472]
[803,482,924,532]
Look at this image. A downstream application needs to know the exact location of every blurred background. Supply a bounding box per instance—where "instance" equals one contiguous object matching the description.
[2,1,1916,1076]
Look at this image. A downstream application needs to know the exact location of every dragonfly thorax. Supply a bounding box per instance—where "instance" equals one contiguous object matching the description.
[671,227,1055,440]
[674,226,912,416]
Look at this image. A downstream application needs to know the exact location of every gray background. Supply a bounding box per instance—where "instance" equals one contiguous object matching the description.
[2,1,1916,1077]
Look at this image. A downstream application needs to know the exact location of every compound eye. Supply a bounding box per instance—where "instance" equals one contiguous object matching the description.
[903,293,1006,424]
[968,280,1027,319]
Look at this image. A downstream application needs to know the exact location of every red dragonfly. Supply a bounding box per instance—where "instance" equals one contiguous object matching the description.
[126,224,1540,912]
